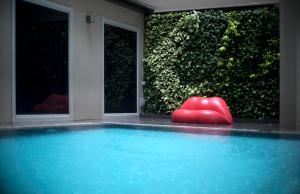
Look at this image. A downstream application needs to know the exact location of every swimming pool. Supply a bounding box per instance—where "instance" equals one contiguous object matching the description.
[0,125,299,194]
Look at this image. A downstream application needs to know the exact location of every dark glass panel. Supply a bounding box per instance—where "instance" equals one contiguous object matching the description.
[104,24,137,113]
[16,0,69,114]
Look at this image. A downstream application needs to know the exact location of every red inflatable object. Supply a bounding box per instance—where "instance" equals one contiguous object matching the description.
[171,96,233,124]
[33,94,68,114]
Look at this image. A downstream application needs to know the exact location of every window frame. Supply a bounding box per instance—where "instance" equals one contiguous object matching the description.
[101,18,141,117]
[12,0,73,123]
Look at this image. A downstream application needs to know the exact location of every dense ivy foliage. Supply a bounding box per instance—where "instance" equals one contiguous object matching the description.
[143,6,279,119]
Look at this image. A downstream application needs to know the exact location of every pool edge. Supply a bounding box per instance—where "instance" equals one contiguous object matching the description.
[0,121,300,140]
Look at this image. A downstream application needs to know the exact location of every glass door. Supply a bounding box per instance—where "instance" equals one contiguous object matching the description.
[15,0,70,117]
[103,22,138,114]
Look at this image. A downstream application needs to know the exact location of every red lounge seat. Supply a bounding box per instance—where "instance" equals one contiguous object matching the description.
[33,94,68,114]
[171,96,233,124]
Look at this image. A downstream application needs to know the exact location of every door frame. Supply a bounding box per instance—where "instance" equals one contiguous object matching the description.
[12,0,73,123]
[101,18,140,117]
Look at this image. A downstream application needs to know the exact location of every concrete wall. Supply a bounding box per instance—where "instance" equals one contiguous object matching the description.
[280,0,300,131]
[147,0,279,12]
[72,10,102,121]
[0,0,144,124]
[0,0,12,125]
[295,1,300,131]
[297,8,300,131]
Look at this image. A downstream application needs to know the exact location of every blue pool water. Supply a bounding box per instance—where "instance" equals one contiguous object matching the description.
[0,127,300,194]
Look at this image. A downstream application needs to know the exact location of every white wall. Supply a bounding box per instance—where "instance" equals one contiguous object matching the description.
[72,10,102,121]
[147,0,278,12]
[280,0,300,131]
[0,0,144,124]
[297,5,300,131]
[0,0,12,125]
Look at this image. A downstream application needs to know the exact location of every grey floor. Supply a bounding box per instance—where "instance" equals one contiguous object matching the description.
[104,117,280,130]
[1,117,300,140]
[0,116,294,133]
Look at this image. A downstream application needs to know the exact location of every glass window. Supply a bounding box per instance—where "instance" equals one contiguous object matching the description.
[16,0,69,114]
[104,24,137,113]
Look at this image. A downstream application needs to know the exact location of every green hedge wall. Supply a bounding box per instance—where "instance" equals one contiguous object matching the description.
[143,6,279,119]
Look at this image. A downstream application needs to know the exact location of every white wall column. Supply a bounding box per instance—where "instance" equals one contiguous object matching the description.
[280,0,300,131]
[0,0,12,125]
[296,3,300,130]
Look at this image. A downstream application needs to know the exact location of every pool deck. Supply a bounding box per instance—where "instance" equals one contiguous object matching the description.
[0,116,299,136]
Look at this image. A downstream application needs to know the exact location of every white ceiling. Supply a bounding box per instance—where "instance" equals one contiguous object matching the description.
[140,0,279,12]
